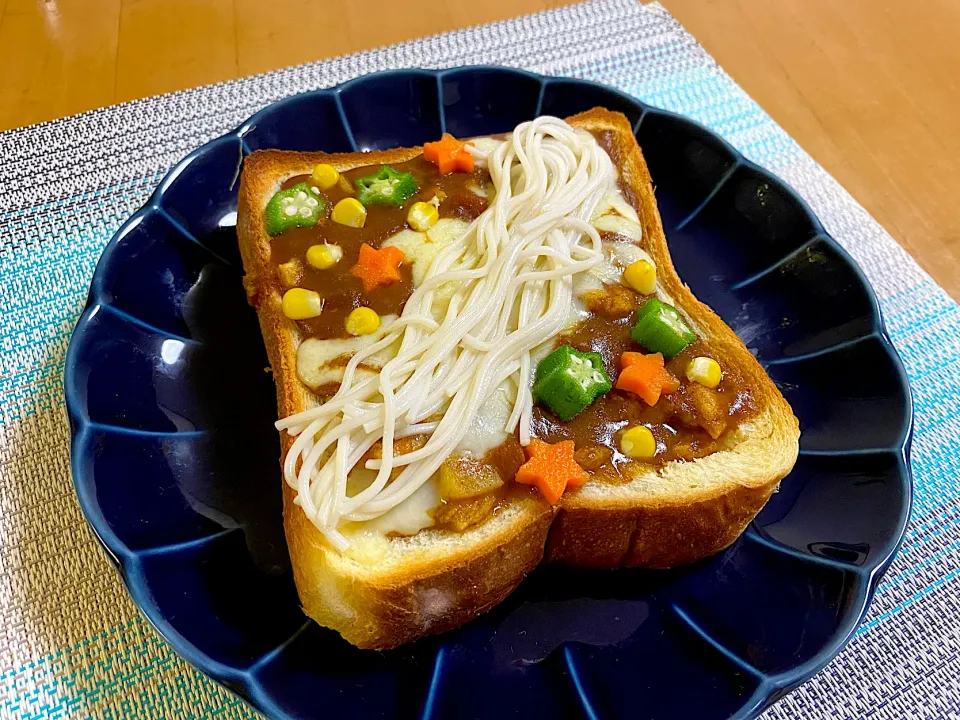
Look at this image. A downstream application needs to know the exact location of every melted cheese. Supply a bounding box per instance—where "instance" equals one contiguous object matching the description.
[590,188,642,241]
[593,214,641,242]
[572,188,649,298]
[382,219,471,287]
[457,383,513,457]
[466,179,490,198]
[296,321,400,389]
[592,190,640,223]
[346,472,440,537]
[467,136,503,165]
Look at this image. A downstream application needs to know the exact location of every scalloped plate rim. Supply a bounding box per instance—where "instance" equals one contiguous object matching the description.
[64,65,914,720]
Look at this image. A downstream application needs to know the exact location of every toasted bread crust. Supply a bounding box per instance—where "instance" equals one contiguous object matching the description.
[547,482,777,568]
[236,108,799,649]
[285,481,554,648]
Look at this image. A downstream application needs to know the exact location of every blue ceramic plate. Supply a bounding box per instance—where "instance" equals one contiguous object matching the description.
[65,67,912,719]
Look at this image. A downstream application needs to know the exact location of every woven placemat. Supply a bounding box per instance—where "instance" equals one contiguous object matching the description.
[1,1,957,717]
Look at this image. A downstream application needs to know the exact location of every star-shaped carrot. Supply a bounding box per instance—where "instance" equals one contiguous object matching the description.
[423,133,474,174]
[350,243,405,293]
[615,352,680,406]
[514,438,589,504]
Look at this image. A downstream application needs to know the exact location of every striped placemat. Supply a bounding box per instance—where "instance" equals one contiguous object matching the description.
[1,1,957,717]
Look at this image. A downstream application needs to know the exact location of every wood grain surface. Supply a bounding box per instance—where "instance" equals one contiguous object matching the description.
[1,0,956,298]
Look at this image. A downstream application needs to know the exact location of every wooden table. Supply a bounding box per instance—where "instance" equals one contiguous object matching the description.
[1,0,956,299]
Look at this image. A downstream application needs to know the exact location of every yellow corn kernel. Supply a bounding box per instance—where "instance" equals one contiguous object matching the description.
[686,357,722,389]
[623,259,657,295]
[311,163,340,190]
[407,201,439,231]
[620,425,657,459]
[346,307,380,336]
[306,243,343,270]
[281,288,323,320]
[332,197,367,228]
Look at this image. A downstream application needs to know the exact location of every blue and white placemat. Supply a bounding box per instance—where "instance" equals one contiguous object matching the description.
[1,1,957,717]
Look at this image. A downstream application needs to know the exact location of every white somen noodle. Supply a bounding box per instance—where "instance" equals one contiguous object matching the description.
[276,117,615,549]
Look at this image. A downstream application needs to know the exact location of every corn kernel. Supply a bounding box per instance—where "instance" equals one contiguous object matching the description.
[281,288,323,320]
[686,357,722,389]
[311,163,340,190]
[306,243,343,270]
[620,425,657,459]
[346,307,380,336]
[332,198,367,228]
[623,259,657,295]
[407,201,439,231]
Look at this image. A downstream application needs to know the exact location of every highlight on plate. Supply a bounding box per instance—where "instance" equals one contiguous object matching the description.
[237,106,797,649]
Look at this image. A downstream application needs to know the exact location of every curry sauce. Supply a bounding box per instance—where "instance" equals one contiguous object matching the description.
[270,157,490,340]
[534,319,756,472]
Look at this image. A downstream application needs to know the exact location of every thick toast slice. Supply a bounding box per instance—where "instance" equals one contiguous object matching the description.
[236,108,799,649]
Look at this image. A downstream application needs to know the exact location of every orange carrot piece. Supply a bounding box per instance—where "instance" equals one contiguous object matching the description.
[350,243,405,293]
[616,352,680,406]
[514,438,589,504]
[423,133,474,174]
